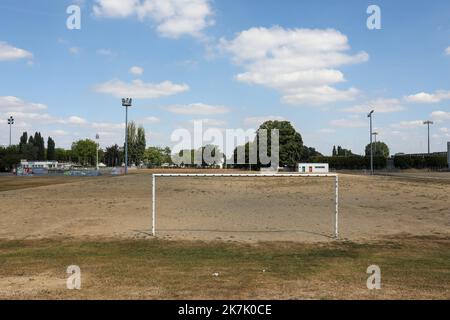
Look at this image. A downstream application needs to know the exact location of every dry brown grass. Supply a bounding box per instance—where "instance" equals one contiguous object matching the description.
[0,237,448,300]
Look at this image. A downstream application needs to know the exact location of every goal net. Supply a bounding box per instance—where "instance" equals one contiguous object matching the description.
[152,173,339,241]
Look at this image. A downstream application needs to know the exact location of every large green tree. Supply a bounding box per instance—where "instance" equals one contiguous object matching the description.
[71,139,97,166]
[0,145,21,171]
[34,132,45,161]
[256,120,304,167]
[47,137,56,161]
[104,144,123,167]
[55,148,73,162]
[135,126,146,165]
[144,147,172,167]
[125,121,146,166]
[19,132,28,152]
[365,141,390,158]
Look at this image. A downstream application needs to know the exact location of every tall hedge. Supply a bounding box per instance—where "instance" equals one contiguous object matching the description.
[310,156,387,170]
[393,155,447,169]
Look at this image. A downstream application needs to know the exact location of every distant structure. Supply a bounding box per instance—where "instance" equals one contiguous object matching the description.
[20,160,59,170]
[298,163,329,174]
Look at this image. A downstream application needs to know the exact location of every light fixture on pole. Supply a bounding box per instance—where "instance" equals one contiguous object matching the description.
[95,133,100,171]
[423,120,434,155]
[7,116,14,147]
[367,110,374,175]
[122,98,132,175]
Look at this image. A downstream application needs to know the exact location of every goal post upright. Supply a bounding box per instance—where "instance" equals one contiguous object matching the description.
[335,175,339,239]
[151,173,339,239]
[152,174,156,237]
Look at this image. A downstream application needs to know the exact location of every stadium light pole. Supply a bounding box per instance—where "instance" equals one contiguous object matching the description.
[423,120,434,154]
[7,116,14,146]
[367,110,374,175]
[122,98,132,175]
[95,133,100,171]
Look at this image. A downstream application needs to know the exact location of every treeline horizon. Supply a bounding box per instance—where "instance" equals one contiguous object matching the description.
[2,119,446,171]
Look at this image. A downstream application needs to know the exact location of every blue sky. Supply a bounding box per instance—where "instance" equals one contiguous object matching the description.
[1,0,449,156]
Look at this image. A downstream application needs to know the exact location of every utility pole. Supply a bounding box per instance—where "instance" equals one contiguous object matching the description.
[122,98,132,175]
[423,120,434,154]
[367,110,374,175]
[95,134,100,171]
[7,116,14,146]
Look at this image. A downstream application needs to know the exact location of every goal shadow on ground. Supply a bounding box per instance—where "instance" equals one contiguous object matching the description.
[133,228,335,239]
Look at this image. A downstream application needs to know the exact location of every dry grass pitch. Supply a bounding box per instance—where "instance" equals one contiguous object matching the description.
[0,170,449,299]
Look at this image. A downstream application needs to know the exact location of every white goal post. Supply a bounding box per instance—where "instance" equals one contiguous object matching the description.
[152,173,339,239]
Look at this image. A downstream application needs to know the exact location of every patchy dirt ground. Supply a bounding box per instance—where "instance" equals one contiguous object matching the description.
[0,171,449,299]
[0,172,448,242]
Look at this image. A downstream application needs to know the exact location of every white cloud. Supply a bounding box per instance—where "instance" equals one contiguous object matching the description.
[0,41,33,61]
[94,79,189,99]
[282,87,360,105]
[166,103,229,115]
[139,116,160,124]
[404,90,450,104]
[129,66,144,75]
[342,98,404,113]
[97,48,117,57]
[2,111,62,125]
[91,122,125,130]
[0,96,47,112]
[330,118,366,128]
[431,110,450,122]
[67,116,88,125]
[69,47,81,55]
[390,120,424,129]
[51,130,69,136]
[318,128,335,134]
[93,0,214,38]
[188,118,226,127]
[219,26,368,106]
[445,47,450,56]
[244,116,286,127]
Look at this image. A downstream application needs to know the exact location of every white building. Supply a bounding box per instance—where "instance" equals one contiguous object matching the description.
[20,160,59,169]
[298,163,329,174]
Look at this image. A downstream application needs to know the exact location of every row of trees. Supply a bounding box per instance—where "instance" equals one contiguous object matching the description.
[18,132,55,161]
[332,142,390,158]
[332,145,355,157]
[0,132,57,171]
[0,119,396,172]
[171,121,322,169]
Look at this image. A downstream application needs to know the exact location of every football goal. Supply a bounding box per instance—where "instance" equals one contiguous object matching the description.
[151,173,339,239]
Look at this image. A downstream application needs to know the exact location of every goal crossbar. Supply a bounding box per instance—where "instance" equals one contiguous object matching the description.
[152,173,339,239]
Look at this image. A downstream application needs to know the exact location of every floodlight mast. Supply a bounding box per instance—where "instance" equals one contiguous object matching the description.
[367,110,374,175]
[423,120,434,154]
[122,98,132,175]
[7,116,14,147]
[95,134,100,171]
